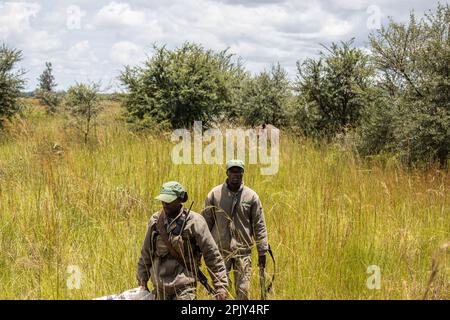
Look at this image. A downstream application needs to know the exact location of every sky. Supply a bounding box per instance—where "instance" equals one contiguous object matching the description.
[0,0,442,92]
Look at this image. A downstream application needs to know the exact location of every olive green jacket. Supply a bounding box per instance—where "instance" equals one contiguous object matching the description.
[136,208,228,295]
[202,182,269,257]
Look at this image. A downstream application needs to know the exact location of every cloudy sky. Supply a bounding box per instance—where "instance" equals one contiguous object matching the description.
[0,0,441,92]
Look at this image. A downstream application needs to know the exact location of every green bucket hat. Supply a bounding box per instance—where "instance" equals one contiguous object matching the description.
[155,181,187,203]
[226,159,245,171]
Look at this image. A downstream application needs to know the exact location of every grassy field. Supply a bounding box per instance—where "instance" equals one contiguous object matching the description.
[0,100,448,300]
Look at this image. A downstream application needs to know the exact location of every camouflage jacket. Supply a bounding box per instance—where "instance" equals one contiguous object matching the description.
[202,182,269,257]
[136,207,228,295]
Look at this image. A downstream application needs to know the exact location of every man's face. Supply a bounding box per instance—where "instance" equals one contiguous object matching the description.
[227,167,244,186]
[162,198,182,214]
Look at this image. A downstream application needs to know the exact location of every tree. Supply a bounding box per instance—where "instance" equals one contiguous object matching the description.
[0,44,25,126]
[65,82,102,144]
[364,4,450,166]
[241,63,292,127]
[295,39,375,139]
[36,62,61,113]
[119,42,245,130]
[38,62,56,92]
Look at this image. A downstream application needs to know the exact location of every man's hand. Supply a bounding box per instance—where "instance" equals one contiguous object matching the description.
[215,288,227,300]
[258,254,266,268]
[139,281,149,292]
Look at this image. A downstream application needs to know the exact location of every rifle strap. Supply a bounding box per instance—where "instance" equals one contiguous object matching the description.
[156,210,217,296]
[156,210,185,266]
[265,244,276,293]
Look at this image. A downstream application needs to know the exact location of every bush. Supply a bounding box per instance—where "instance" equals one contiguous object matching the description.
[0,44,26,126]
[358,95,397,156]
[64,82,102,143]
[294,39,374,140]
[241,63,292,127]
[119,42,246,130]
[35,62,61,113]
[365,4,450,166]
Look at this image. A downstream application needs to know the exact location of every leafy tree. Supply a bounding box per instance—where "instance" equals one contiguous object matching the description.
[36,62,61,113]
[0,44,25,126]
[295,39,374,139]
[241,63,292,127]
[119,42,245,130]
[65,82,102,143]
[38,62,56,92]
[364,4,450,166]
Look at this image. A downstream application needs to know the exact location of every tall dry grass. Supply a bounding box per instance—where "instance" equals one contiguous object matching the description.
[0,100,448,299]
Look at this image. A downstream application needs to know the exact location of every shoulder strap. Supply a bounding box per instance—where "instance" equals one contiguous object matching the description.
[204,192,217,230]
[231,189,243,218]
[156,207,217,296]
[156,211,184,265]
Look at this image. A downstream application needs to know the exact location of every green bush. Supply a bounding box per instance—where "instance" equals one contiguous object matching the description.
[294,39,374,140]
[64,82,102,143]
[119,42,245,130]
[241,63,292,127]
[35,62,61,113]
[365,4,450,166]
[0,44,25,126]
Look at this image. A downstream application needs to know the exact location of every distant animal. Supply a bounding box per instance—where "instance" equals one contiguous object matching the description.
[254,123,278,136]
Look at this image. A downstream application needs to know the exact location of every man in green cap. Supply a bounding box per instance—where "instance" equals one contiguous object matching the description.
[136,181,228,300]
[202,160,269,300]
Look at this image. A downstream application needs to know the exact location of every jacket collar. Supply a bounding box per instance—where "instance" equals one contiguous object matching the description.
[224,180,244,194]
[163,206,185,228]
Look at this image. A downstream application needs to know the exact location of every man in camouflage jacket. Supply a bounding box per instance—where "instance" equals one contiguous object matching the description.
[202,160,269,300]
[137,181,228,300]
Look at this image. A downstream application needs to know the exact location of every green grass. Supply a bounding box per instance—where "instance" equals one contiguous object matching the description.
[0,101,448,299]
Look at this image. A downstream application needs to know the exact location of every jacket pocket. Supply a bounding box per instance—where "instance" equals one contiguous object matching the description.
[241,202,252,217]
[155,236,169,257]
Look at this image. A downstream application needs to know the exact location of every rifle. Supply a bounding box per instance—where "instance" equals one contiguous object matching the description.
[259,244,275,300]
[259,267,266,300]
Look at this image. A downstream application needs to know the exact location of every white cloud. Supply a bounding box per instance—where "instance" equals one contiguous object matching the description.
[0,2,40,39]
[22,30,61,51]
[318,17,353,38]
[110,41,145,65]
[94,2,146,27]
[0,0,441,91]
[164,1,353,53]
[0,1,61,52]
[230,41,291,61]
[323,0,371,11]
[68,41,91,60]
